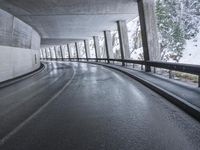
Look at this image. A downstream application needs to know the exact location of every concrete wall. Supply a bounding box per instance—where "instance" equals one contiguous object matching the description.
[0,9,41,82]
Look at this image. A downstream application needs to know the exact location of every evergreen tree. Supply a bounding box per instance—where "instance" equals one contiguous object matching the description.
[156,0,185,62]
[155,0,200,62]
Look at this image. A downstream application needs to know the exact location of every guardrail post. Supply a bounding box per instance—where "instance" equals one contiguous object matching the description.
[153,67,156,73]
[117,20,130,66]
[169,70,172,79]
[104,30,113,64]
[141,65,144,70]
[198,75,200,87]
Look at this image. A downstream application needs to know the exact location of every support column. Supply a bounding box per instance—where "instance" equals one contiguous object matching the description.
[137,0,160,72]
[40,49,44,59]
[117,20,130,66]
[49,47,53,60]
[93,36,101,62]
[67,44,71,61]
[60,45,64,61]
[75,42,79,61]
[54,46,58,60]
[42,49,45,59]
[104,30,113,63]
[84,40,90,61]
[45,48,48,60]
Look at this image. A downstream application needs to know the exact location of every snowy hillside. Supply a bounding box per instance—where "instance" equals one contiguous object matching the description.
[180,31,200,64]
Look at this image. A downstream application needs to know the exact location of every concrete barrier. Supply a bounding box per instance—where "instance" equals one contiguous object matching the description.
[0,8,41,82]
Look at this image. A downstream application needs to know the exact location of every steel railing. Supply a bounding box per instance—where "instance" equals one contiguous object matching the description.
[43,57,200,87]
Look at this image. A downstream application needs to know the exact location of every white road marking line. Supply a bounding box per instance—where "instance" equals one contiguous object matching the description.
[0,65,76,146]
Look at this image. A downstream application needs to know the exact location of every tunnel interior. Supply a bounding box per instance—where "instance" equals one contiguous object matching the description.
[0,0,200,150]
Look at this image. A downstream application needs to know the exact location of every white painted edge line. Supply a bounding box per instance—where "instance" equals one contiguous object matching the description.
[0,65,76,146]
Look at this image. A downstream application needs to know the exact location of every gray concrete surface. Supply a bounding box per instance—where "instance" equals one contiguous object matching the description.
[0,8,41,82]
[0,0,138,45]
[138,0,160,62]
[0,61,200,150]
[0,8,40,49]
[0,45,40,82]
[117,20,130,60]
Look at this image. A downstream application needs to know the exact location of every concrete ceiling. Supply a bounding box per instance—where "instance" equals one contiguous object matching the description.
[0,0,138,45]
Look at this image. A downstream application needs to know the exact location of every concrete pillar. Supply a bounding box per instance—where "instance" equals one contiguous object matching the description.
[137,0,160,72]
[49,47,53,60]
[42,49,45,59]
[60,45,64,61]
[67,44,71,61]
[75,42,79,61]
[104,30,113,63]
[41,49,44,59]
[45,48,48,60]
[40,49,44,59]
[93,36,101,62]
[117,20,130,66]
[62,45,66,59]
[84,40,90,61]
[54,46,57,60]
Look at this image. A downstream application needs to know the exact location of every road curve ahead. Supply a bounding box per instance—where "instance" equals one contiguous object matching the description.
[0,62,200,150]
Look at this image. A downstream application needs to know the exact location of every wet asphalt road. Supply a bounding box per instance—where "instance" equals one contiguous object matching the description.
[0,61,200,150]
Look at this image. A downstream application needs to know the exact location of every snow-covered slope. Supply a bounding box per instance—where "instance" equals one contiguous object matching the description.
[180,31,200,65]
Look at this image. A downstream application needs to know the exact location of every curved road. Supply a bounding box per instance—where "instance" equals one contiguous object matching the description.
[0,61,200,150]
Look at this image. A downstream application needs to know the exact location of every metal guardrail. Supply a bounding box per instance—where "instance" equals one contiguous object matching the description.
[43,57,200,87]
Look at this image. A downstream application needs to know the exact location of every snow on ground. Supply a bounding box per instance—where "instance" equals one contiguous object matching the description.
[130,47,143,60]
[180,32,200,65]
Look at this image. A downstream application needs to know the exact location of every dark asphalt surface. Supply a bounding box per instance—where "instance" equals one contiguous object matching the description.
[0,61,200,150]
[100,63,200,108]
